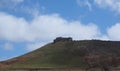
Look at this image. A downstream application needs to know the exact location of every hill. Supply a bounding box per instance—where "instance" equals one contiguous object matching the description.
[0,37,120,71]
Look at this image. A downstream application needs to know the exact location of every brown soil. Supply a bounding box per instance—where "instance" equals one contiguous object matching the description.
[1,68,120,71]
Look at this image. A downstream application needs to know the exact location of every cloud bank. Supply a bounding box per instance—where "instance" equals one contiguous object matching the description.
[76,0,92,11]
[1,0,120,51]
[0,0,24,9]
[107,23,120,40]
[0,12,101,42]
[0,12,102,51]
[77,0,120,13]
[26,42,47,51]
[94,0,120,13]
[1,11,120,50]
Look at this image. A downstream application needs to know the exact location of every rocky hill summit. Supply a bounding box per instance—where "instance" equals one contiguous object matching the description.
[0,37,120,71]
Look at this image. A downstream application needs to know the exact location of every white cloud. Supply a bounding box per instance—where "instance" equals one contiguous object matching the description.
[26,42,47,51]
[85,0,92,11]
[0,12,30,42]
[107,23,120,40]
[14,0,24,3]
[94,0,120,13]
[96,35,110,41]
[0,43,13,50]
[76,0,84,7]
[2,12,117,51]
[76,0,92,11]
[0,12,101,43]
[4,43,13,50]
[0,0,24,9]
[31,14,100,40]
[19,1,40,18]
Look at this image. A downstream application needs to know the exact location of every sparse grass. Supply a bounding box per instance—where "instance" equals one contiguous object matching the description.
[1,40,120,70]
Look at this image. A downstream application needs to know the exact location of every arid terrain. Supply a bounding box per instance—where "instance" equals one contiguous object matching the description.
[1,68,120,71]
[0,38,120,71]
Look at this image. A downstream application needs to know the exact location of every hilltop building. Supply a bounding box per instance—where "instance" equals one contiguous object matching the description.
[53,37,72,43]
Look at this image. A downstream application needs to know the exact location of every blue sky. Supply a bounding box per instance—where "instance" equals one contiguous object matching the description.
[1,0,120,61]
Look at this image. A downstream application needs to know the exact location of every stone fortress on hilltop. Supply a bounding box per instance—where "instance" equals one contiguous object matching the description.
[53,37,72,43]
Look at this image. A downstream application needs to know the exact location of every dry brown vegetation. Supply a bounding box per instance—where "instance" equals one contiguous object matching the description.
[0,39,120,71]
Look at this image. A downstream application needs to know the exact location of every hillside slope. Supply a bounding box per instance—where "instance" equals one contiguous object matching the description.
[0,39,120,70]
